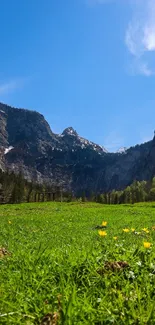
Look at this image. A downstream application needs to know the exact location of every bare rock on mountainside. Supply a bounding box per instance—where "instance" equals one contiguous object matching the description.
[0,102,155,195]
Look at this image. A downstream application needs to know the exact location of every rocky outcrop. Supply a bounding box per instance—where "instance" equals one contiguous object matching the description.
[0,102,154,194]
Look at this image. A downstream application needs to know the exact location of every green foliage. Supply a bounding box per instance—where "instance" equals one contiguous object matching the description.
[0,169,62,204]
[95,179,153,205]
[1,169,155,206]
[1,202,155,323]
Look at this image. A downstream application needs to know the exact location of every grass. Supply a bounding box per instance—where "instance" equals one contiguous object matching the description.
[0,201,155,324]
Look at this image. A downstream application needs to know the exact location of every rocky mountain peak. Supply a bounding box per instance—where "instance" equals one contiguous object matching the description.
[62,127,78,137]
[0,102,155,194]
[117,147,127,154]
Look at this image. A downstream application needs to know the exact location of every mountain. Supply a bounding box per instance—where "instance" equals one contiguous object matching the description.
[0,102,155,195]
[117,147,127,154]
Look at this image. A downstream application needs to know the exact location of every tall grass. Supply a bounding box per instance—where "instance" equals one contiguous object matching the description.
[0,202,155,324]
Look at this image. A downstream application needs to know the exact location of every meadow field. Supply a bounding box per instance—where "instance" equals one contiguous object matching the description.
[1,202,155,324]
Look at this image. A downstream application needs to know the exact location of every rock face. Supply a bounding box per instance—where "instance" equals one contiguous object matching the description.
[0,102,155,195]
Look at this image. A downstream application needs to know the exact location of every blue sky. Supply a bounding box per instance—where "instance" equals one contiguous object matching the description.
[0,0,155,151]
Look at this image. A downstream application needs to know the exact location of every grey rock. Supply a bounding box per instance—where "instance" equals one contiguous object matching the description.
[0,102,154,195]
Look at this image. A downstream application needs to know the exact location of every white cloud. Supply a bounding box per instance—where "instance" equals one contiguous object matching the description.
[138,62,152,76]
[87,0,155,76]
[130,59,153,76]
[125,0,155,76]
[0,78,25,97]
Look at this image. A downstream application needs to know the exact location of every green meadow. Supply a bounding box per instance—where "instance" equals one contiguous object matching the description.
[1,202,155,324]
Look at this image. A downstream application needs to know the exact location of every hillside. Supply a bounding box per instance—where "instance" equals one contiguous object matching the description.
[0,102,155,195]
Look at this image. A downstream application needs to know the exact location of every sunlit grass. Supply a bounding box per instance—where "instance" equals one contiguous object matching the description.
[0,202,155,323]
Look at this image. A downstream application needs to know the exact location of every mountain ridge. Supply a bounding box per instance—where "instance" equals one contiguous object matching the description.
[0,102,155,195]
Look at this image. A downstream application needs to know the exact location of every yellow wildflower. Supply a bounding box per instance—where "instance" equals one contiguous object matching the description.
[131,228,135,232]
[113,236,118,240]
[143,242,151,249]
[8,220,12,224]
[123,228,130,233]
[142,228,148,232]
[102,221,107,227]
[98,230,107,237]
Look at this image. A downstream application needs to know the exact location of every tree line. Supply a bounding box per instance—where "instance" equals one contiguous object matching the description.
[92,178,155,204]
[1,168,155,204]
[0,169,62,204]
